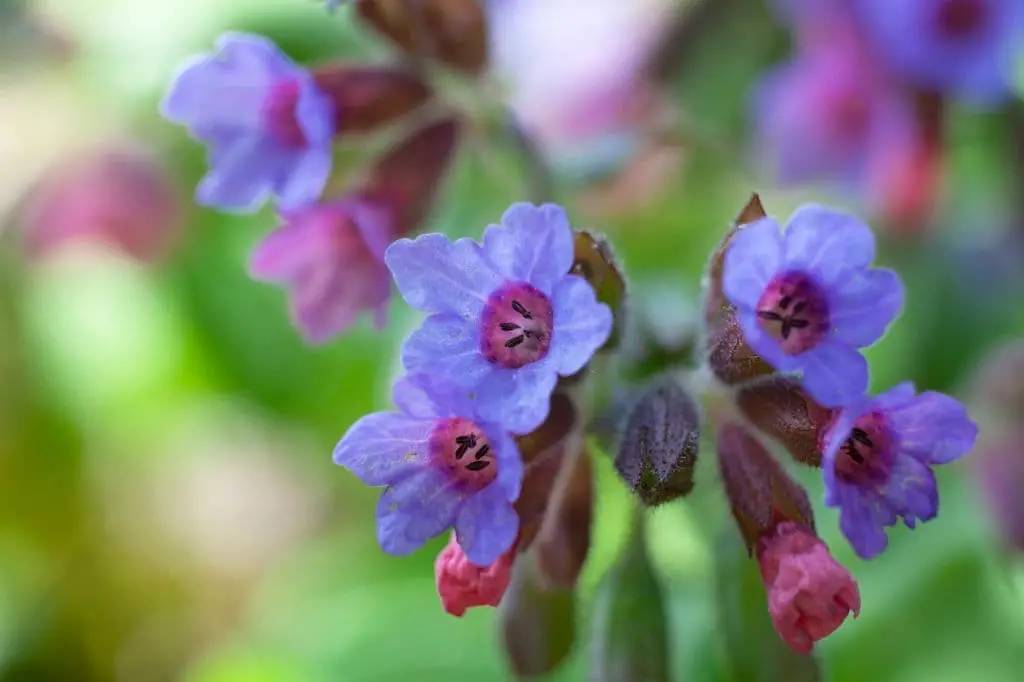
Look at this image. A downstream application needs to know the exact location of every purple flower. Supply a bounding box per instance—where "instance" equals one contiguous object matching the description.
[248,197,393,344]
[820,382,978,558]
[753,43,916,190]
[385,202,613,434]
[722,205,904,407]
[160,32,334,213]
[333,372,523,566]
[853,0,1024,103]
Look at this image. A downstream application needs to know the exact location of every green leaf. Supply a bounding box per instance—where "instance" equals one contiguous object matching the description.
[589,513,671,682]
[499,554,577,679]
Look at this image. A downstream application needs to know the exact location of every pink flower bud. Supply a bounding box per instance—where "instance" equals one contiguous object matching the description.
[435,533,516,617]
[755,521,860,654]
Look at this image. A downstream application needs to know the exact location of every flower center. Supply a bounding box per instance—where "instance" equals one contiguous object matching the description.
[935,0,988,40]
[429,418,498,492]
[262,79,307,148]
[755,271,830,354]
[832,411,895,487]
[479,282,554,369]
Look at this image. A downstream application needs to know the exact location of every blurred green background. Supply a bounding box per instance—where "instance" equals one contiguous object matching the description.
[2,0,1024,680]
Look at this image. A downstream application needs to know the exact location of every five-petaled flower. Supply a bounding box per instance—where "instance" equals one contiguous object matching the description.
[820,382,979,559]
[722,204,904,407]
[756,521,861,654]
[161,32,335,212]
[435,532,516,616]
[853,0,1024,104]
[385,202,614,434]
[334,372,523,566]
[248,197,393,344]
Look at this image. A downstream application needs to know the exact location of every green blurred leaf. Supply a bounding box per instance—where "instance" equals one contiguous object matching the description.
[590,513,671,682]
[500,554,577,679]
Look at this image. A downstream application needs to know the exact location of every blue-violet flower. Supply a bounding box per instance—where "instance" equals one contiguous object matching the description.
[723,205,904,407]
[333,372,523,566]
[248,198,393,344]
[385,202,614,434]
[161,32,334,212]
[853,0,1024,104]
[820,382,978,559]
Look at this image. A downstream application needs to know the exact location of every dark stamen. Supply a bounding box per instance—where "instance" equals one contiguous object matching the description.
[505,335,526,348]
[851,428,874,448]
[511,300,533,320]
[499,322,520,331]
[792,300,807,314]
[778,295,792,310]
[474,444,490,460]
[455,442,470,459]
[466,460,491,471]
[848,447,865,464]
[757,310,784,321]
[454,433,477,459]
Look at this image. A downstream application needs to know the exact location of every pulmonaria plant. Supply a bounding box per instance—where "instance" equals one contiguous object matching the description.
[386,202,613,434]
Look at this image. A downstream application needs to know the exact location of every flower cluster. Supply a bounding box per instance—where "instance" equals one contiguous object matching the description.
[335,202,611,577]
[160,0,483,342]
[754,0,1024,229]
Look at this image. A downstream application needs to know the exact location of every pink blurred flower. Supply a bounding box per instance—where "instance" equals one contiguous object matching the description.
[21,144,181,262]
[487,0,678,176]
[435,532,516,617]
[248,197,393,344]
[756,521,861,654]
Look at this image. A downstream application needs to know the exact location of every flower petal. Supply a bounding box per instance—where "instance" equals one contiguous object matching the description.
[392,373,451,420]
[546,276,613,375]
[376,468,462,556]
[454,483,519,566]
[385,233,504,317]
[830,268,904,347]
[480,421,524,502]
[797,339,869,408]
[888,391,978,465]
[333,412,434,486]
[722,217,785,310]
[474,364,559,434]
[247,219,319,282]
[195,137,274,211]
[783,205,876,285]
[272,147,332,210]
[885,452,938,526]
[481,203,575,295]
[401,313,495,386]
[838,493,890,560]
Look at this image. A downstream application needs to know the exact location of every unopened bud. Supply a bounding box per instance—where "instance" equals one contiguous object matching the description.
[972,429,1024,554]
[704,193,766,328]
[533,446,594,590]
[716,422,815,554]
[499,555,576,679]
[570,230,627,351]
[737,378,834,467]
[362,117,460,238]
[514,393,580,552]
[312,63,432,135]
[355,0,487,74]
[970,337,1024,427]
[615,376,700,506]
[589,515,671,682]
[714,529,826,681]
[706,309,775,386]
[435,532,515,617]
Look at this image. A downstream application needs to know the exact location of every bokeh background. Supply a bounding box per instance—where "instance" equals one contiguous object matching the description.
[2,0,1024,680]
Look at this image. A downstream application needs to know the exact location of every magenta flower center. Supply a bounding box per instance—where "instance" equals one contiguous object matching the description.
[755,271,830,354]
[429,418,498,492]
[832,411,895,487]
[262,79,307,148]
[935,0,988,39]
[479,282,554,369]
